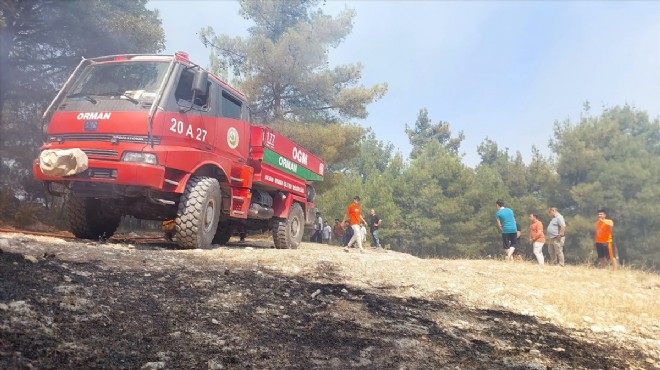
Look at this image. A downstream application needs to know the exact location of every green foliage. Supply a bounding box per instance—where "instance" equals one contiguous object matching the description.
[567,215,598,264]
[239,0,313,41]
[406,108,465,159]
[340,130,395,180]
[477,139,534,199]
[319,104,658,268]
[394,141,477,257]
[200,0,387,124]
[316,172,363,225]
[550,105,660,268]
[465,166,509,256]
[526,146,560,202]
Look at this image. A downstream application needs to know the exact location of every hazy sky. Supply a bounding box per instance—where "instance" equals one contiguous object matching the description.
[148,1,660,167]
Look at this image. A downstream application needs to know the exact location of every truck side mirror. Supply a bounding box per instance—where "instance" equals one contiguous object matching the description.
[192,69,208,95]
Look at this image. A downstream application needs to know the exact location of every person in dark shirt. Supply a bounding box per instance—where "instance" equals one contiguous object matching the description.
[369,209,383,249]
[342,221,354,247]
[311,212,323,243]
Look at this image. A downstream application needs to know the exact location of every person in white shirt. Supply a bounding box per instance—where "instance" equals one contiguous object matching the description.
[322,221,332,244]
[359,221,367,244]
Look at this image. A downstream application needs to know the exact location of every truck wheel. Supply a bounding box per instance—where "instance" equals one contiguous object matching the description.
[212,221,232,245]
[174,176,221,249]
[272,203,304,249]
[66,197,121,240]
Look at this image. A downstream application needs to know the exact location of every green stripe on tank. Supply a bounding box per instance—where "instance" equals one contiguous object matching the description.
[263,149,323,181]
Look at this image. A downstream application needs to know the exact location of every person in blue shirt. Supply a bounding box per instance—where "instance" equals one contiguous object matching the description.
[495,199,518,260]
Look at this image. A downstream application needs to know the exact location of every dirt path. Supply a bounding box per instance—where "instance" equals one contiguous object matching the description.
[1,232,658,369]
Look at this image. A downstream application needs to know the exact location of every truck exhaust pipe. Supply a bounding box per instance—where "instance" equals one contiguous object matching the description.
[248,203,275,219]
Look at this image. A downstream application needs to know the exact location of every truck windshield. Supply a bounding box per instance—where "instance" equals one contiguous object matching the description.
[67,61,170,102]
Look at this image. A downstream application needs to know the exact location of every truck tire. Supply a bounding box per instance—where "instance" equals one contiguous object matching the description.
[272,202,304,249]
[212,221,232,245]
[66,197,121,240]
[174,176,221,249]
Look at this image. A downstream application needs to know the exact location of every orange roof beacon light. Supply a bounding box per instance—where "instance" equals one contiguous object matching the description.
[174,51,189,62]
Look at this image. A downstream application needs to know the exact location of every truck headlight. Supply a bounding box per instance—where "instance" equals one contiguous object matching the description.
[121,152,158,165]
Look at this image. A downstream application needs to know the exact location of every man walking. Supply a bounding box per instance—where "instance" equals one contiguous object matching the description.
[311,212,323,243]
[369,209,383,249]
[546,207,566,266]
[528,213,545,265]
[595,209,617,270]
[341,196,368,253]
[495,200,518,260]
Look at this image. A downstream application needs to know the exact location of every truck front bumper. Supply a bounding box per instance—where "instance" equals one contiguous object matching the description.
[33,158,167,191]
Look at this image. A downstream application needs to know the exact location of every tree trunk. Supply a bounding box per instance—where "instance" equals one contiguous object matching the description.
[0,10,16,120]
[273,83,283,121]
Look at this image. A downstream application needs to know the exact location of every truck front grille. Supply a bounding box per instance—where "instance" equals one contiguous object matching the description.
[82,149,119,158]
[76,168,116,179]
[48,134,160,145]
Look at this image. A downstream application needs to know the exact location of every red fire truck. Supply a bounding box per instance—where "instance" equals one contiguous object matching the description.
[33,52,323,249]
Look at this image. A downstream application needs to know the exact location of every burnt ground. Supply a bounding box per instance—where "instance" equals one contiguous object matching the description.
[0,234,657,370]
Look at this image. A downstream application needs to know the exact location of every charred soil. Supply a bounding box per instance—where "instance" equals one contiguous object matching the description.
[0,231,658,369]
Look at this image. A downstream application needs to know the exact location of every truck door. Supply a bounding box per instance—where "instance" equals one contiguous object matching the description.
[214,89,249,161]
[162,66,216,152]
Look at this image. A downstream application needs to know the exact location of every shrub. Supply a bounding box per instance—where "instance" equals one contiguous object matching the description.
[14,203,40,228]
[0,189,20,222]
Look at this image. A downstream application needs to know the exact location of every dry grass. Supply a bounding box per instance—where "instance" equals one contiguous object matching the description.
[182,241,660,341]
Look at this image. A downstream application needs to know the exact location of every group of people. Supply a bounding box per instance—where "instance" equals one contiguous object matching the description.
[331,219,365,248]
[310,212,330,244]
[310,196,383,253]
[495,199,617,269]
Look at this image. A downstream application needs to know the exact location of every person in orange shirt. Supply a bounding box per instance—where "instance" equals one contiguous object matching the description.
[528,213,545,265]
[341,196,368,253]
[595,209,617,270]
